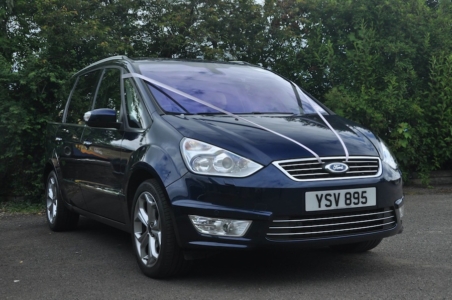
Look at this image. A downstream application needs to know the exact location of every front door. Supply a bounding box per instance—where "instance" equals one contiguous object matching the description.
[78,68,126,222]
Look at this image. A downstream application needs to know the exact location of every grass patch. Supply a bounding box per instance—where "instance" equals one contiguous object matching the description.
[0,200,45,214]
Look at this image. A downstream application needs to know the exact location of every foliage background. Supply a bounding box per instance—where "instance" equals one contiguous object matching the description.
[1,0,451,201]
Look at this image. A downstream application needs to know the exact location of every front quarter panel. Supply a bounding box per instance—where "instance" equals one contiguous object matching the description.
[122,113,188,189]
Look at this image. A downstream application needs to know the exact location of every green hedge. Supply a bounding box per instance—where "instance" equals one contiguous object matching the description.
[1,0,451,200]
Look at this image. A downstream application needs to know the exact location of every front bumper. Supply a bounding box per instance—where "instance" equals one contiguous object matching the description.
[166,163,404,250]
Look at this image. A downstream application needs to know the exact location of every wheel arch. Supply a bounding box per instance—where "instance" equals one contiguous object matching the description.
[125,163,184,247]
[43,159,58,189]
[125,164,161,214]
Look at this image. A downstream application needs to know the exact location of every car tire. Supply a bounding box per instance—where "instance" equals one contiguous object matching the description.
[45,171,79,231]
[330,239,382,253]
[131,179,191,278]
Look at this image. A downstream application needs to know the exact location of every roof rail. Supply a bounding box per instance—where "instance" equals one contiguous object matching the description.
[229,60,254,65]
[90,55,129,65]
[76,55,130,74]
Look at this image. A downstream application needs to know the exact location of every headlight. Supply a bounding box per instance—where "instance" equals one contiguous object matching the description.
[380,140,398,169]
[181,138,263,177]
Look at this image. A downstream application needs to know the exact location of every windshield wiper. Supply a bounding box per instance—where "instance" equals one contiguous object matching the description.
[197,112,227,115]
[196,112,292,115]
[234,112,298,115]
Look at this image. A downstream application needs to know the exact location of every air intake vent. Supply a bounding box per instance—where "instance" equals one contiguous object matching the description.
[267,207,396,241]
[273,156,381,181]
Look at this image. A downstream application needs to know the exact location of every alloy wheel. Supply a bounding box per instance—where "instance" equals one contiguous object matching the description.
[133,191,162,266]
[46,176,58,224]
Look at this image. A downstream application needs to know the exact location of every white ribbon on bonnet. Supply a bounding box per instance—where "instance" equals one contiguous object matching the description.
[122,72,350,163]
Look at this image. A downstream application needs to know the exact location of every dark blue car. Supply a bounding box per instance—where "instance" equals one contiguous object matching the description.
[44,56,404,278]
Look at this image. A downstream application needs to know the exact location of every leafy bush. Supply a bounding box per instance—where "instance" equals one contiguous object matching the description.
[306,0,452,181]
[1,0,451,201]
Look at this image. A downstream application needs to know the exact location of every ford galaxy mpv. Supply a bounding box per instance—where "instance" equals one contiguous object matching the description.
[44,56,404,278]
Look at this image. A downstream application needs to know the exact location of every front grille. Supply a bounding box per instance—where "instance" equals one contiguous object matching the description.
[267,207,396,241]
[273,156,381,181]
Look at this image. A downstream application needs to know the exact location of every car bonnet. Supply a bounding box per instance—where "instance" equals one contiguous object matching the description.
[162,114,379,166]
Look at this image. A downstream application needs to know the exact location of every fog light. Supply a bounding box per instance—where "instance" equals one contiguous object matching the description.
[189,215,251,237]
[398,205,404,218]
[395,198,404,219]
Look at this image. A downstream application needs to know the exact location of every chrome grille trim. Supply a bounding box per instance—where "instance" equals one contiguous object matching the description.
[272,210,392,222]
[267,222,395,236]
[266,207,397,241]
[273,156,381,181]
[270,216,395,229]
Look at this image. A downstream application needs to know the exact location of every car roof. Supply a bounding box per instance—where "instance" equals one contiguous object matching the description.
[74,56,259,77]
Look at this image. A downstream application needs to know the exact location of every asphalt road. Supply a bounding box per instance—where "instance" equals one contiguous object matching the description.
[1,190,451,300]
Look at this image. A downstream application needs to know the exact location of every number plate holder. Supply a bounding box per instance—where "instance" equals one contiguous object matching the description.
[305,187,376,212]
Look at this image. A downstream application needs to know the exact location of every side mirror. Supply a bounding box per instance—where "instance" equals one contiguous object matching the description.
[83,108,121,129]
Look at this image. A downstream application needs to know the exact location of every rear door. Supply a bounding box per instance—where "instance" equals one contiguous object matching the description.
[57,70,101,208]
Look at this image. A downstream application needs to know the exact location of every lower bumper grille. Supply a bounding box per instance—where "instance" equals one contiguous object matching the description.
[267,207,397,241]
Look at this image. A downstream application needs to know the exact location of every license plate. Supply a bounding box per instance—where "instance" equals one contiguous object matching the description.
[305,188,376,212]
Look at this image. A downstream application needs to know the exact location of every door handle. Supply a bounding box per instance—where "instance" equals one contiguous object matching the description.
[83,141,92,147]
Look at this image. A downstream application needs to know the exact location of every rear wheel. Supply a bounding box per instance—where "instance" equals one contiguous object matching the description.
[131,179,191,278]
[45,171,79,231]
[330,239,382,253]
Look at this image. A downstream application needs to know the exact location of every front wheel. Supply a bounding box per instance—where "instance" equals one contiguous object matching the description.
[131,179,191,278]
[45,171,79,231]
[330,239,382,253]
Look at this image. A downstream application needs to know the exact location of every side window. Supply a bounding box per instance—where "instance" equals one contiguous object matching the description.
[66,71,100,124]
[94,68,122,122]
[55,77,76,122]
[124,78,146,128]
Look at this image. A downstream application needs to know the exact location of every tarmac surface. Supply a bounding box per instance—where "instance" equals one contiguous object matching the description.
[1,188,451,299]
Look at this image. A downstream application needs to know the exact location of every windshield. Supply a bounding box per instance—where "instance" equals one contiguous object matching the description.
[138,61,326,115]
